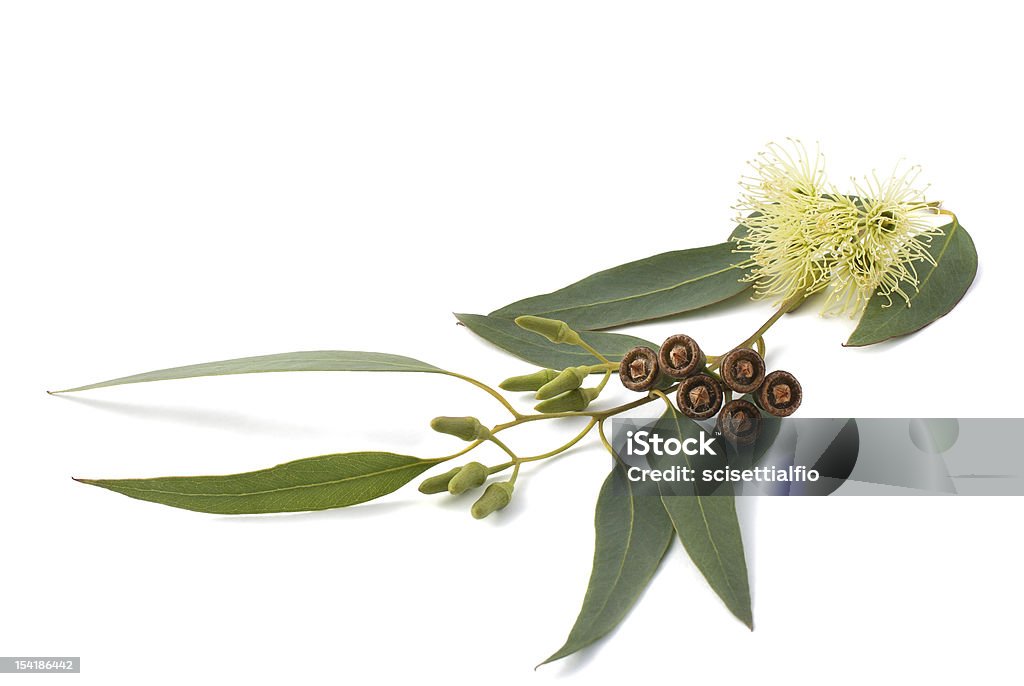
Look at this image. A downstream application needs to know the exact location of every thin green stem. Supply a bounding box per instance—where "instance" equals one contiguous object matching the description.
[446,372,523,419]
[650,388,675,415]
[575,339,613,365]
[709,297,801,371]
[435,439,484,463]
[488,435,522,484]
[597,419,617,460]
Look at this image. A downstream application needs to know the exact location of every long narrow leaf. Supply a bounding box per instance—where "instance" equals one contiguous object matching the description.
[51,351,445,393]
[490,241,750,330]
[76,451,441,514]
[542,461,674,665]
[651,411,754,629]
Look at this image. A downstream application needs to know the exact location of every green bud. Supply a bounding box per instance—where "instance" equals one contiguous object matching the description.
[471,481,514,519]
[430,416,491,442]
[448,462,489,495]
[534,387,599,413]
[499,368,560,392]
[418,467,462,495]
[514,316,583,346]
[534,365,590,400]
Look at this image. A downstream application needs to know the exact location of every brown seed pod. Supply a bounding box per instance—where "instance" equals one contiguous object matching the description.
[658,334,706,379]
[716,399,762,446]
[676,374,725,420]
[719,348,766,393]
[756,370,803,417]
[618,346,661,392]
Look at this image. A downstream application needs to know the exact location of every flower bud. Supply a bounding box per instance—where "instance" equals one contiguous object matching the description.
[535,366,589,400]
[430,416,491,442]
[658,334,706,379]
[534,387,599,413]
[676,374,725,420]
[499,368,560,392]
[618,346,662,392]
[719,348,766,394]
[755,370,803,417]
[514,316,583,345]
[448,462,489,495]
[471,481,514,519]
[418,467,462,494]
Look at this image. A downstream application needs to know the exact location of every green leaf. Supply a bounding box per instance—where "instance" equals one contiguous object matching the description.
[846,221,978,346]
[455,313,655,369]
[488,240,751,330]
[75,451,440,514]
[651,411,753,629]
[542,461,674,665]
[51,351,445,393]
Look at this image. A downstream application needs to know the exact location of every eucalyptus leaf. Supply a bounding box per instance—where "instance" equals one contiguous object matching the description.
[651,411,753,629]
[455,313,655,369]
[846,221,977,346]
[51,351,445,393]
[542,461,674,665]
[489,240,751,330]
[75,451,440,514]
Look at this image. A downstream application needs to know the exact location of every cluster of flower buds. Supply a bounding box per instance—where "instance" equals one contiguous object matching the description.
[619,335,802,445]
[498,316,611,413]
[418,416,515,519]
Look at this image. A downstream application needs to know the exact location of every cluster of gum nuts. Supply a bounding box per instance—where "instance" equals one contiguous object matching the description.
[619,334,802,446]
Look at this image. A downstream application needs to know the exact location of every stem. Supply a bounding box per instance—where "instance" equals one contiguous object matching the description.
[597,419,616,460]
[708,296,801,371]
[576,339,613,365]
[488,418,598,473]
[650,389,675,415]
[446,372,523,419]
[435,439,484,463]
[488,435,522,484]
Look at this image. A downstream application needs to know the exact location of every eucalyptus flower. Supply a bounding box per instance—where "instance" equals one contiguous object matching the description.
[819,167,944,315]
[733,142,946,316]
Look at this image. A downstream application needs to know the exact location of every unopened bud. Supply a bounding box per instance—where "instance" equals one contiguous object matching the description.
[430,416,491,442]
[471,481,515,519]
[534,387,599,413]
[418,467,462,494]
[513,316,583,345]
[535,366,589,400]
[499,368,560,392]
[448,462,489,495]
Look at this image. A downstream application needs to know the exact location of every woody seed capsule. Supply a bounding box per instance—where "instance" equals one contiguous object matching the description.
[719,348,766,393]
[756,370,803,417]
[676,374,725,420]
[618,346,661,392]
[717,399,762,446]
[658,334,706,379]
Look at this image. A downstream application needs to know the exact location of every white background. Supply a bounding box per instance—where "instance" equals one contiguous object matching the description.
[2,2,1022,684]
